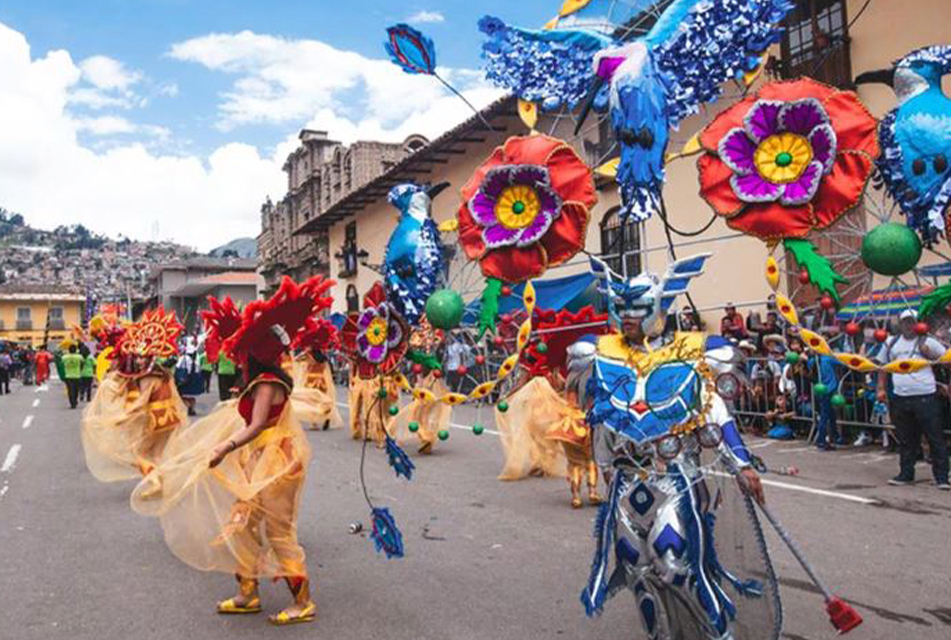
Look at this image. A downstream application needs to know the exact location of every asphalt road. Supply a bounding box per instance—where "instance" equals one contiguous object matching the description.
[1,377,949,640]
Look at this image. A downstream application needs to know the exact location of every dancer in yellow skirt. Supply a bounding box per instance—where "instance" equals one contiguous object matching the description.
[288,317,342,431]
[82,307,187,482]
[132,275,334,626]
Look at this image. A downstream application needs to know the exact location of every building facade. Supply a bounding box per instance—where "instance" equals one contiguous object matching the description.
[258,129,428,295]
[147,257,261,332]
[0,284,84,347]
[293,1,951,327]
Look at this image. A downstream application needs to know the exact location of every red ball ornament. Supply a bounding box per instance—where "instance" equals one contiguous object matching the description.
[798,270,811,285]
[845,322,860,336]
[412,363,423,374]
[493,335,504,346]
[475,354,485,365]
[432,369,443,379]
[500,313,512,324]
[820,295,834,310]
[501,286,512,297]
[915,321,929,336]
[873,329,888,343]
[456,365,468,376]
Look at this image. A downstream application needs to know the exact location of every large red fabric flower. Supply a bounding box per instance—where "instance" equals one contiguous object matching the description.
[697,78,879,242]
[458,135,596,282]
[521,306,609,378]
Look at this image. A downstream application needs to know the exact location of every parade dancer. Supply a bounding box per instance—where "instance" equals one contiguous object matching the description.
[131,276,333,625]
[81,308,187,482]
[577,255,783,640]
[288,315,342,431]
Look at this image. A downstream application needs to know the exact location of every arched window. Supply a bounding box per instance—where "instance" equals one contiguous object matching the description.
[346,285,359,313]
[600,206,641,278]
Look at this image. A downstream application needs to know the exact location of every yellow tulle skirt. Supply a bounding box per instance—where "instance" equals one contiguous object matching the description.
[387,372,452,450]
[290,355,342,429]
[81,371,186,482]
[131,401,311,579]
[348,375,399,444]
[495,377,572,480]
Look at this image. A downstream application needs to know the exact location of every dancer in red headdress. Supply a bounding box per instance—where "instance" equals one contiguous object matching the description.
[132,276,334,626]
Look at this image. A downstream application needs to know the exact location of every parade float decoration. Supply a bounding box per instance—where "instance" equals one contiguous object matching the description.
[855,45,951,242]
[479,0,795,221]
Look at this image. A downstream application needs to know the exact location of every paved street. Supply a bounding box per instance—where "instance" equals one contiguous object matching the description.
[1,378,950,640]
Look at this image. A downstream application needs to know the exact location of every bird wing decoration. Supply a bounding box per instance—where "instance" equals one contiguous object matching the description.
[479,15,614,111]
[659,252,710,315]
[649,0,795,126]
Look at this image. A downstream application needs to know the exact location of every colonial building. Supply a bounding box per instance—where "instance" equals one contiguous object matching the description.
[146,257,261,332]
[258,129,428,295]
[0,284,84,347]
[294,0,951,326]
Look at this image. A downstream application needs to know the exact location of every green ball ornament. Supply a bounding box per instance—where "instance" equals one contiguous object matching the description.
[814,383,829,396]
[408,421,420,433]
[472,424,485,436]
[437,429,450,441]
[830,393,847,408]
[861,223,922,276]
[377,388,388,399]
[425,289,465,330]
[497,400,509,413]
[388,405,399,416]
[785,351,800,365]
[536,342,549,354]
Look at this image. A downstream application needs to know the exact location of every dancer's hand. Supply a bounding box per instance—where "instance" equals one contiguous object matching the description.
[738,468,765,506]
[209,442,233,468]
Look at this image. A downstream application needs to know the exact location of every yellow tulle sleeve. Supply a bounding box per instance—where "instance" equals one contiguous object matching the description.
[289,354,342,429]
[386,372,453,449]
[495,377,568,480]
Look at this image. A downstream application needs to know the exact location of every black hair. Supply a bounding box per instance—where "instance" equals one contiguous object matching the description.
[244,355,294,391]
[69,345,77,353]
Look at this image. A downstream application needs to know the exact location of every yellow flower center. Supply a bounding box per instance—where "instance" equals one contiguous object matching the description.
[754,132,813,184]
[366,316,388,346]
[495,184,541,229]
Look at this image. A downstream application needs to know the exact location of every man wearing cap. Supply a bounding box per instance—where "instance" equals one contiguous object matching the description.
[876,310,950,490]
[719,302,747,342]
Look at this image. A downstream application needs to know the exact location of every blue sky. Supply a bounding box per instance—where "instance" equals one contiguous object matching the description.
[0,1,551,249]
[0,1,543,157]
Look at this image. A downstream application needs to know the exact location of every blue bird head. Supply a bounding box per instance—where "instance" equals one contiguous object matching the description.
[387,182,450,220]
[857,45,951,105]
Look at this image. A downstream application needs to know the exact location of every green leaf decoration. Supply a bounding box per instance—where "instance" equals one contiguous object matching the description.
[478,278,503,338]
[784,238,849,302]
[919,283,951,320]
[406,349,441,371]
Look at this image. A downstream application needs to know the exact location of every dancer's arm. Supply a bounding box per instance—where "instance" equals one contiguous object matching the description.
[209,383,284,468]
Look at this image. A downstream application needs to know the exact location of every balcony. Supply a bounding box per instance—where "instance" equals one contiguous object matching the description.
[16,320,33,331]
[49,319,66,330]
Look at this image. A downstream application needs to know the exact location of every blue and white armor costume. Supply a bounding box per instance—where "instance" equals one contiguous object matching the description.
[573,255,781,640]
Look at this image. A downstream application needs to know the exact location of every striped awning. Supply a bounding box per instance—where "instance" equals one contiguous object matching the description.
[836,285,934,320]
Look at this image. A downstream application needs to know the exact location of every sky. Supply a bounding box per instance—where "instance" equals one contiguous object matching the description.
[0,1,547,251]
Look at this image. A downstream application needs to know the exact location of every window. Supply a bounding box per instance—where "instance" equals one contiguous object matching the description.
[779,0,851,88]
[346,285,360,314]
[600,207,641,278]
[16,307,32,330]
[337,222,359,278]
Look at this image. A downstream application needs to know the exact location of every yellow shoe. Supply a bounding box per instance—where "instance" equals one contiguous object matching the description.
[217,597,261,614]
[269,602,317,626]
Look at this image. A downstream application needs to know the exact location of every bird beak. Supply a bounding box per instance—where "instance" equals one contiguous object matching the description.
[427,182,451,199]
[855,68,895,87]
[574,75,605,136]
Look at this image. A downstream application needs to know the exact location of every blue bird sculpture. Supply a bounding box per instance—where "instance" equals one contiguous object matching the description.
[480,0,794,221]
[383,182,449,325]
[856,45,951,239]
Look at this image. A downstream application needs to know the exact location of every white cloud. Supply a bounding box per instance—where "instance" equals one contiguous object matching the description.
[80,55,142,91]
[0,22,284,251]
[73,115,171,141]
[168,30,501,134]
[407,10,445,24]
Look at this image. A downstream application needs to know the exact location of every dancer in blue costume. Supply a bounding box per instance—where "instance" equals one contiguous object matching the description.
[574,254,781,640]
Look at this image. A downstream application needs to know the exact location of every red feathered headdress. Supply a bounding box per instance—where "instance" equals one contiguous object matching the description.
[223,275,335,366]
[116,306,183,358]
[201,296,243,362]
[292,316,339,354]
[523,306,609,378]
